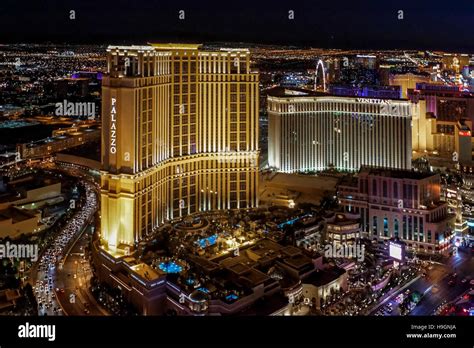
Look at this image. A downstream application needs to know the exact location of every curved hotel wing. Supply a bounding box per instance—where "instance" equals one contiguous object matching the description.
[267,88,413,173]
[100,44,259,253]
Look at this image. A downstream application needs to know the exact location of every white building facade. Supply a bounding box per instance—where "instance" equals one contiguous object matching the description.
[267,89,414,172]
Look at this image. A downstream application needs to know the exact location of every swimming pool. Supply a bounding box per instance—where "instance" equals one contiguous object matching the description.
[197,234,218,248]
[225,293,239,301]
[158,261,183,273]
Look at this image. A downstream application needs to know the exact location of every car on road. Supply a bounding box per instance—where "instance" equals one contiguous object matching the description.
[461,278,467,284]
[448,280,455,286]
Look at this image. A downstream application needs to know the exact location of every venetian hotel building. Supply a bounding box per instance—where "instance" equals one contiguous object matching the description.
[100,44,259,253]
[267,87,413,172]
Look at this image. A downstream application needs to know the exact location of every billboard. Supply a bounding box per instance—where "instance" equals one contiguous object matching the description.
[389,241,404,261]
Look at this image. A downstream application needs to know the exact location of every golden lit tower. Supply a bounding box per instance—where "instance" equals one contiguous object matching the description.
[100,44,259,254]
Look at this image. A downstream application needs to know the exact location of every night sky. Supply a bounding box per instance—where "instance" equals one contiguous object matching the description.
[1,0,474,51]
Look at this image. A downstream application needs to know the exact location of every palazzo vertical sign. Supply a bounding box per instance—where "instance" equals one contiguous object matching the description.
[110,97,117,154]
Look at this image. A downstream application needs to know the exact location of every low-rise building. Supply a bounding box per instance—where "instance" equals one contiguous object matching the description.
[92,236,346,315]
[17,124,100,159]
[324,212,361,245]
[338,167,455,253]
[0,175,61,238]
[301,267,348,309]
[0,207,43,239]
[0,289,22,312]
[0,176,61,210]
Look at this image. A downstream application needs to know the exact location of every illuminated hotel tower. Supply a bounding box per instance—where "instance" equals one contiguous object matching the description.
[100,44,259,253]
[267,88,413,173]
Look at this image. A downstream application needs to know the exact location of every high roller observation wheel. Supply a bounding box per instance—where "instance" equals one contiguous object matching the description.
[314,59,326,92]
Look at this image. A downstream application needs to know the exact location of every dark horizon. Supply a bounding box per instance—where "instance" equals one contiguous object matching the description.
[1,0,474,53]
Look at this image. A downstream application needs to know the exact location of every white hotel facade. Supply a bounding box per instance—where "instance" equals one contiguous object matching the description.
[267,88,414,172]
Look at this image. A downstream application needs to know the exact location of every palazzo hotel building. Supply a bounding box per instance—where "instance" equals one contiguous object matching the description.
[267,87,414,172]
[100,44,259,253]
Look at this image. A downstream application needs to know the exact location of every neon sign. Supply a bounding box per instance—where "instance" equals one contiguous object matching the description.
[110,98,117,154]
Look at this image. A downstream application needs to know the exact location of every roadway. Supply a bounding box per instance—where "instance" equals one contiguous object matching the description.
[31,183,96,316]
[54,226,108,316]
[410,246,473,315]
[31,161,106,316]
[46,162,108,316]
[368,247,473,316]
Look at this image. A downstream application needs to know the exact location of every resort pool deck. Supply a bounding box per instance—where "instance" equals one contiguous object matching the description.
[197,234,218,248]
[158,261,183,273]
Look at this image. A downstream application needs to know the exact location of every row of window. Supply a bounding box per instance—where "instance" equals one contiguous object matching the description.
[272,100,411,116]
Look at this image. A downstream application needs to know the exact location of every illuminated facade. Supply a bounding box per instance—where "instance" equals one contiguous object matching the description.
[338,167,455,253]
[324,212,361,245]
[409,83,474,123]
[412,106,473,162]
[267,88,413,173]
[389,72,430,98]
[410,87,473,164]
[100,44,259,253]
[441,53,470,74]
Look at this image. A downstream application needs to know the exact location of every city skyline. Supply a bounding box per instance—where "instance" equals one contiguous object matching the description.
[0,26,472,348]
[0,0,473,345]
